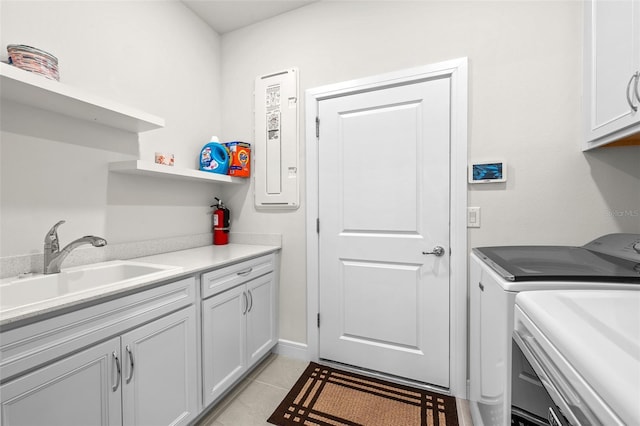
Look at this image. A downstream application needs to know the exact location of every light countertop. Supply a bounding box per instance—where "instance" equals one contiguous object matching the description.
[134,243,279,274]
[0,244,280,329]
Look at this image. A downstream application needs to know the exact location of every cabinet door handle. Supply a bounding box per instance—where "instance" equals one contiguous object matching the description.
[242,291,248,315]
[237,267,253,277]
[626,72,638,112]
[125,345,135,384]
[634,71,640,104]
[247,290,253,312]
[112,351,121,392]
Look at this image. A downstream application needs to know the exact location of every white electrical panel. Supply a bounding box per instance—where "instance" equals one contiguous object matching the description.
[254,68,299,209]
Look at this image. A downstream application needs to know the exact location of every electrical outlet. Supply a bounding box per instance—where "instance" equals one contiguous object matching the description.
[468,207,481,228]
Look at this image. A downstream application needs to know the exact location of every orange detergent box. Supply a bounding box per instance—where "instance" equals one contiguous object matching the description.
[224,142,251,177]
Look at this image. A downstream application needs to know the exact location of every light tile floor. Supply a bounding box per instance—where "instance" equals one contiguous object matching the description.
[196,354,308,426]
[196,354,473,426]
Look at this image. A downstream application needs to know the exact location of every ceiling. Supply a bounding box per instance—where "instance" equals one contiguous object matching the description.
[181,0,317,34]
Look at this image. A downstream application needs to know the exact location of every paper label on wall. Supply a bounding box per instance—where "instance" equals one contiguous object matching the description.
[266,109,282,193]
[266,85,281,110]
[267,111,280,141]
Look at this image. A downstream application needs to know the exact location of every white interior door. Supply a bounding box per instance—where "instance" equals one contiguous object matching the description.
[318,76,452,387]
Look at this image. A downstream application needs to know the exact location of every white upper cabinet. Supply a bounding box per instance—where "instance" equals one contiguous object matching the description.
[583,0,640,150]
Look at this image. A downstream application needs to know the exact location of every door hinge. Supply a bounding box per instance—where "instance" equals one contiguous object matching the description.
[315,117,320,138]
[317,313,320,328]
[316,218,320,234]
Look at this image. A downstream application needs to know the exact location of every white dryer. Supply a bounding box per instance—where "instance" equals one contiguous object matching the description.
[469,233,640,426]
[513,289,640,426]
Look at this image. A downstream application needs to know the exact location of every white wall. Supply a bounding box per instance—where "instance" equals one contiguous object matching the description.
[2,0,638,347]
[0,1,223,256]
[220,1,640,345]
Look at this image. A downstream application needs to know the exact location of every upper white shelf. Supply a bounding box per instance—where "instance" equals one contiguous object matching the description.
[109,160,247,184]
[0,62,164,132]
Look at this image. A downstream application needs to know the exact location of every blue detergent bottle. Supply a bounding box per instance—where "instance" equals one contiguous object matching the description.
[199,137,229,174]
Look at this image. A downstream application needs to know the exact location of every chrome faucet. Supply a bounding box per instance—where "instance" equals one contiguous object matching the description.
[44,220,107,274]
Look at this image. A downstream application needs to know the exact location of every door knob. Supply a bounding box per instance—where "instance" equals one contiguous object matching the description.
[422,246,445,257]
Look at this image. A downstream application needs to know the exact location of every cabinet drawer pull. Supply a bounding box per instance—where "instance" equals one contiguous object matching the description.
[237,267,253,276]
[112,351,121,392]
[125,345,135,384]
[626,72,638,112]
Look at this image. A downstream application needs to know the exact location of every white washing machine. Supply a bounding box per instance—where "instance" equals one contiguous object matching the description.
[469,233,640,426]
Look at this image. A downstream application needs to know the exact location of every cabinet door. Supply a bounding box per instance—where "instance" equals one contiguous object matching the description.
[201,285,246,406]
[121,306,198,426]
[584,0,640,146]
[246,272,277,367]
[0,338,121,426]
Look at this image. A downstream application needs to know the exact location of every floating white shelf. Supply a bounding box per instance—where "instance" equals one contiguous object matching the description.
[0,62,164,132]
[109,160,247,184]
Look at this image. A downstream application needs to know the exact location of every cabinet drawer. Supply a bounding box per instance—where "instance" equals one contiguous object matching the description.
[201,254,274,299]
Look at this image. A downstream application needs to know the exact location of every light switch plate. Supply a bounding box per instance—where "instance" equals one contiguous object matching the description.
[467,207,481,228]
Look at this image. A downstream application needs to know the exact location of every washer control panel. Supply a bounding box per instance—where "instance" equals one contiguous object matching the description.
[583,233,640,262]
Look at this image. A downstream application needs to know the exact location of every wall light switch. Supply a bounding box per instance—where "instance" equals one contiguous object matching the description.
[467,207,481,228]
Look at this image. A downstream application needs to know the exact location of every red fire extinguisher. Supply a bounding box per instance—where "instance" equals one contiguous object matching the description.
[212,197,230,245]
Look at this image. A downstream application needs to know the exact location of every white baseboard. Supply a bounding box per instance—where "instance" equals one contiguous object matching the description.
[275,339,309,361]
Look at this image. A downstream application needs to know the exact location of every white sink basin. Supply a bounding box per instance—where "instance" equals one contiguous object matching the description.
[0,260,183,313]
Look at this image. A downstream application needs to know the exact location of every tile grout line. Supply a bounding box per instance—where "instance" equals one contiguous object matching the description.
[252,378,294,392]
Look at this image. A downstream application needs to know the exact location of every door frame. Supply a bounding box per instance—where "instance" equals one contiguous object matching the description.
[305,58,468,398]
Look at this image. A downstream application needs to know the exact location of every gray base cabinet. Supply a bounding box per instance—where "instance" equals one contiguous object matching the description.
[0,251,280,425]
[0,278,198,426]
[1,338,122,426]
[201,254,278,407]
